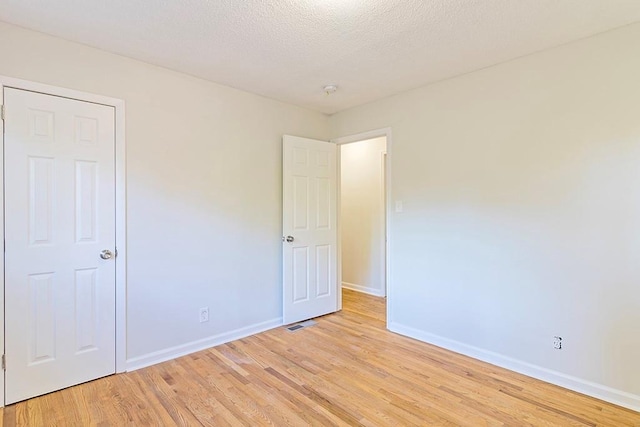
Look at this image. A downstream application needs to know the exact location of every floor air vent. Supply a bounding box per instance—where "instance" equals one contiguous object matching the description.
[286,319,317,332]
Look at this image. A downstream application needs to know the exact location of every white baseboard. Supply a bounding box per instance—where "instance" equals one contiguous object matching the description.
[388,322,640,413]
[342,281,386,297]
[126,317,283,371]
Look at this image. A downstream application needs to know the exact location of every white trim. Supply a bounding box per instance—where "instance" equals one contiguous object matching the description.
[332,128,393,324]
[113,97,127,374]
[333,128,393,145]
[126,318,283,371]
[380,151,387,298]
[0,76,127,407]
[335,146,343,311]
[0,82,5,408]
[389,322,640,412]
[341,282,386,297]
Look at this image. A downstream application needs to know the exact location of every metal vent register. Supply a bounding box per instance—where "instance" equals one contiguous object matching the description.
[286,319,317,332]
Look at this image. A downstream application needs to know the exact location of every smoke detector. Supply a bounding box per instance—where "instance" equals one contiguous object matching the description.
[323,85,338,95]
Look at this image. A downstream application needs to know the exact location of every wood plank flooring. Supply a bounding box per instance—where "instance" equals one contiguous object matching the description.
[2,289,639,426]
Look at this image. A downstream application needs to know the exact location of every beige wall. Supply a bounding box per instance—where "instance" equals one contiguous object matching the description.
[0,21,328,365]
[340,137,387,296]
[330,23,640,408]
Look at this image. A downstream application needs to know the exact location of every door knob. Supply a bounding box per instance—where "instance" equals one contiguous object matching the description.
[282,236,294,243]
[100,249,114,260]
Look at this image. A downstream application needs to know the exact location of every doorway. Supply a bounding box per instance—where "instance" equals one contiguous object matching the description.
[339,137,387,296]
[335,129,391,320]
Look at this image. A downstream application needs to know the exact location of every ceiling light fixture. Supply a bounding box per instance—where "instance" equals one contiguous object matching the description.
[323,84,338,95]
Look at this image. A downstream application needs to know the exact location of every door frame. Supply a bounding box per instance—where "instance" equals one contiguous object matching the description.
[0,76,127,406]
[332,128,392,325]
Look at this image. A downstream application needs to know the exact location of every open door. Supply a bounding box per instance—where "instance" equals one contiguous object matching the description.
[282,135,337,324]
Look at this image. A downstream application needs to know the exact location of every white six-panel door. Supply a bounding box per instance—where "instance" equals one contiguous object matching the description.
[4,87,116,404]
[282,135,337,324]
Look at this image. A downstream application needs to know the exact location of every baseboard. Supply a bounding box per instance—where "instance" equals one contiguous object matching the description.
[342,281,386,297]
[126,317,283,371]
[388,322,640,412]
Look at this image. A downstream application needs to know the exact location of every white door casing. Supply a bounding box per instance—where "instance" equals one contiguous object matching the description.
[282,135,338,325]
[4,87,116,404]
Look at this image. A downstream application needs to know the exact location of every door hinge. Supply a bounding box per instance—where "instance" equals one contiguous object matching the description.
[2,354,5,370]
[0,105,4,121]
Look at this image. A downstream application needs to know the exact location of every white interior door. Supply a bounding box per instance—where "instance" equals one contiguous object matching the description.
[282,135,337,324]
[4,87,116,404]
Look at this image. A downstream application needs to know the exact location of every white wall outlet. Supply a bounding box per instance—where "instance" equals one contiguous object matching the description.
[395,200,404,213]
[553,336,562,350]
[199,307,209,323]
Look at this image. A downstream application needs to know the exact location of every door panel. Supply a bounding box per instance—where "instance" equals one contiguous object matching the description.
[4,87,116,404]
[283,135,337,324]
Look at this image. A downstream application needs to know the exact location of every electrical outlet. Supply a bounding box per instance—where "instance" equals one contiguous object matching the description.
[199,307,209,323]
[553,336,562,350]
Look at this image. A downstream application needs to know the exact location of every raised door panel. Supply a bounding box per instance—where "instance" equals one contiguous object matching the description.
[316,177,331,230]
[75,268,98,354]
[28,273,56,365]
[293,176,309,231]
[316,245,331,298]
[28,156,55,246]
[292,247,310,303]
[75,161,98,243]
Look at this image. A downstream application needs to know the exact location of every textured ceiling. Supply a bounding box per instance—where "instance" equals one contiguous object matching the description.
[1,1,639,114]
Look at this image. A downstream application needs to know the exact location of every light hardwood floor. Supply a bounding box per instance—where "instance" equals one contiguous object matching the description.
[2,289,639,426]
